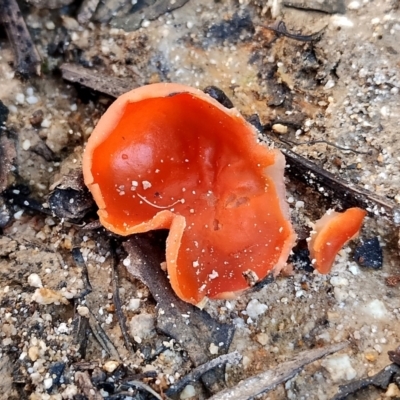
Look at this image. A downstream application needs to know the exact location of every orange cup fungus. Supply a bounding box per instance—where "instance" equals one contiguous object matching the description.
[308,207,367,274]
[83,83,296,306]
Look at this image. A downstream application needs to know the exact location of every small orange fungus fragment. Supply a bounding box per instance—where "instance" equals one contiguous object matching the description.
[83,83,296,305]
[308,207,367,274]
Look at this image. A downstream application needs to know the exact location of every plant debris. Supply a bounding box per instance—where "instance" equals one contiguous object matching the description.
[0,0,41,77]
[110,0,191,31]
[209,342,348,400]
[262,20,325,42]
[123,235,236,394]
[61,63,138,98]
[282,0,345,14]
[332,363,400,399]
[1,1,400,399]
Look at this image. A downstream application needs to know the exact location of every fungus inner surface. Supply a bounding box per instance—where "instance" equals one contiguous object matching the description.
[88,91,294,304]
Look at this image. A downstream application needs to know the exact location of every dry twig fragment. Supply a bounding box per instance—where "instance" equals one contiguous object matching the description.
[208,342,348,400]
[0,0,41,77]
[61,63,137,98]
[123,236,235,394]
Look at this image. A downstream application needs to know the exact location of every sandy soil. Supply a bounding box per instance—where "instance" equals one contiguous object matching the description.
[0,0,399,399]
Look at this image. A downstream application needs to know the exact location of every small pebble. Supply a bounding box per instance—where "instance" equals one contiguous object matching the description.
[45,21,55,30]
[209,343,219,355]
[103,360,119,373]
[43,377,53,390]
[16,93,25,104]
[321,354,356,382]
[127,298,141,311]
[27,273,42,288]
[385,383,400,397]
[364,299,388,319]
[22,139,31,150]
[142,20,150,27]
[272,123,288,134]
[246,299,268,320]
[129,313,155,340]
[13,210,24,220]
[348,1,361,10]
[26,96,39,105]
[29,109,44,126]
[41,118,52,128]
[28,346,39,361]
[180,384,196,399]
[256,333,269,345]
[77,305,90,317]
[324,79,336,90]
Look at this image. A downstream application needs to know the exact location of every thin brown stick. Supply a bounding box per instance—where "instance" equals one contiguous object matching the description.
[282,146,399,223]
[209,342,347,400]
[260,21,325,42]
[110,241,135,352]
[167,351,242,396]
[0,0,41,77]
[60,63,138,98]
[86,308,121,360]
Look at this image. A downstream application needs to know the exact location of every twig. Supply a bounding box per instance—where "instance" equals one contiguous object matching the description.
[121,371,158,382]
[261,21,325,42]
[72,247,93,298]
[167,351,242,396]
[0,0,41,77]
[331,363,400,400]
[278,136,370,155]
[86,308,121,361]
[208,342,348,400]
[72,308,90,359]
[281,146,399,223]
[60,63,138,98]
[282,0,345,14]
[110,240,134,352]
